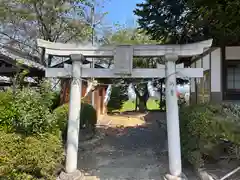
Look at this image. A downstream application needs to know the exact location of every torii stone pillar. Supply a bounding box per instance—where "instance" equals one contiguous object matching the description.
[65,54,83,173]
[164,54,182,177]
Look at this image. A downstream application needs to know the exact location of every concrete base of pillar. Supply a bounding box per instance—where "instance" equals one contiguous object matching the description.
[57,170,83,180]
[164,173,188,180]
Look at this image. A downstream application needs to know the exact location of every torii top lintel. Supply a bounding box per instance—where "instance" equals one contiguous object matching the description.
[37,39,213,58]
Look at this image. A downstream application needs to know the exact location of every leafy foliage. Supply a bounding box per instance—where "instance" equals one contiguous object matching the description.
[0,79,99,179]
[134,0,192,44]
[50,91,61,111]
[80,102,97,130]
[106,28,157,45]
[0,84,65,179]
[134,0,240,46]
[0,86,58,135]
[0,91,16,132]
[53,103,97,130]
[104,27,159,68]
[186,0,240,45]
[37,80,59,109]
[53,104,69,133]
[180,103,240,168]
[107,85,128,113]
[0,0,104,65]
[0,131,63,179]
[13,87,54,135]
[53,102,97,143]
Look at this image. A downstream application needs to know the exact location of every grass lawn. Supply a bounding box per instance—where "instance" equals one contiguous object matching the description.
[147,99,160,110]
[120,98,160,112]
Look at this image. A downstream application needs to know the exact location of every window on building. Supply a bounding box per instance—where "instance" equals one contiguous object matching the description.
[227,64,240,90]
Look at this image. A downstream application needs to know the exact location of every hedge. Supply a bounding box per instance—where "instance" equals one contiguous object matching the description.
[179,103,240,168]
[0,83,64,179]
[53,103,97,143]
[0,131,63,179]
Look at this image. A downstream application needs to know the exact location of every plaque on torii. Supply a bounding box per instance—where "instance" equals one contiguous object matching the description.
[37,39,212,179]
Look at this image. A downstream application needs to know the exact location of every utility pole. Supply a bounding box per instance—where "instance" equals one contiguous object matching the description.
[91,2,95,107]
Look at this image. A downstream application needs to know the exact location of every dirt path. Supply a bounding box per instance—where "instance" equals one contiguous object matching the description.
[76,112,240,180]
[78,112,198,180]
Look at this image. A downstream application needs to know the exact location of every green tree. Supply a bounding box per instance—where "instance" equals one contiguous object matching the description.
[107,85,128,113]
[134,0,197,44]
[185,0,240,46]
[0,0,107,65]
[134,0,240,46]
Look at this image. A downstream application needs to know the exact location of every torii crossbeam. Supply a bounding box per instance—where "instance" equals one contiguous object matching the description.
[37,39,212,179]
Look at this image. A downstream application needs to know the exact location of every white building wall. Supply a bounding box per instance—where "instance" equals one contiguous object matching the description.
[190,62,196,93]
[203,54,210,71]
[196,59,201,68]
[210,48,221,92]
[191,46,240,103]
[190,47,222,104]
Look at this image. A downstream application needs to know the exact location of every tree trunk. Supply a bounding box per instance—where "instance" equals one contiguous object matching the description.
[138,96,148,112]
[135,92,149,112]
[135,97,138,111]
[133,83,149,112]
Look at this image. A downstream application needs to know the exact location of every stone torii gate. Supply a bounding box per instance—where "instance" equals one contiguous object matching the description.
[37,39,212,179]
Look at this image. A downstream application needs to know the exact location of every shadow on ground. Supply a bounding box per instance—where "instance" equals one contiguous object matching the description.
[77,112,198,180]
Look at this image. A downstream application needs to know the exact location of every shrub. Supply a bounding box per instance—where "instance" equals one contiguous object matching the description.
[80,103,97,129]
[37,80,57,109]
[52,104,69,133]
[0,84,64,180]
[107,86,128,112]
[12,88,55,135]
[0,131,64,180]
[0,91,16,132]
[50,91,61,111]
[0,86,60,136]
[53,102,97,142]
[179,103,240,168]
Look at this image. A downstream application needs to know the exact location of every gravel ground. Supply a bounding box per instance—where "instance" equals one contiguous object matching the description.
[78,112,198,180]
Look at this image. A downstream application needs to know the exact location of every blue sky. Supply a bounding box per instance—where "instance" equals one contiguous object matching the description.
[102,0,144,27]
